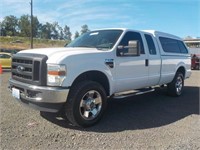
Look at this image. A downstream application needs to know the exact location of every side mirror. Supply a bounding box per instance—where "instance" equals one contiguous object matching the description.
[127,40,140,56]
[117,40,140,56]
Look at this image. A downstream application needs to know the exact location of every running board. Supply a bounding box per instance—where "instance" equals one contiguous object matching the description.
[113,88,155,99]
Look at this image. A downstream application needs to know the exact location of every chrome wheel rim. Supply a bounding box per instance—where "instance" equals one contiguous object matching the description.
[176,76,183,95]
[79,90,102,120]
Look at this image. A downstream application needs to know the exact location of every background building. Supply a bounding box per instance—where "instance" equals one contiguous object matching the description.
[184,39,200,55]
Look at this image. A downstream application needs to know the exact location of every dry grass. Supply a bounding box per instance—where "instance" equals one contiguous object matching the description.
[0,36,68,51]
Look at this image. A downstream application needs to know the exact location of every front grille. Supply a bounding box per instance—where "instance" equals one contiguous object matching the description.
[11,53,48,86]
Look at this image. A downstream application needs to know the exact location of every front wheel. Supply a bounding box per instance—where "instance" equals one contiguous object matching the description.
[65,81,107,127]
[167,72,184,97]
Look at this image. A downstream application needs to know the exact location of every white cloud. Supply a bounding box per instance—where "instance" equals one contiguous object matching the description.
[0,0,143,36]
[57,0,93,11]
[1,0,30,16]
[34,9,60,24]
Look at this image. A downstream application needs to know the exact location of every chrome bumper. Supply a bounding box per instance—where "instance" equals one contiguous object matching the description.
[9,78,69,112]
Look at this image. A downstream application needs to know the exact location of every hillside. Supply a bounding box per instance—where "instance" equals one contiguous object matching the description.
[0,36,69,51]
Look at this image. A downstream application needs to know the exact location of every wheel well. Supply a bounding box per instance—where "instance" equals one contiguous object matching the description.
[71,71,110,96]
[177,66,185,78]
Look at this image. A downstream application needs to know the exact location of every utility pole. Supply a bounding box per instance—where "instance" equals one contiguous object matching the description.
[30,0,33,49]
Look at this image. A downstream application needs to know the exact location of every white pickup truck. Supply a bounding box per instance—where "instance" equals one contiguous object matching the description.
[9,28,191,127]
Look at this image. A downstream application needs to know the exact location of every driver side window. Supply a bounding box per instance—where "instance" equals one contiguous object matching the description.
[118,31,145,56]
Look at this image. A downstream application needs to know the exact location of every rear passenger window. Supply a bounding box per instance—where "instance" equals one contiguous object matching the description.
[159,37,188,54]
[145,34,156,55]
[159,37,180,53]
[178,41,188,53]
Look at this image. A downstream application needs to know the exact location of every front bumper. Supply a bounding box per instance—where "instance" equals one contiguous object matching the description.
[9,78,69,112]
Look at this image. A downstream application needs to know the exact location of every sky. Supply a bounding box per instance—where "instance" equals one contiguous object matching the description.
[0,0,199,38]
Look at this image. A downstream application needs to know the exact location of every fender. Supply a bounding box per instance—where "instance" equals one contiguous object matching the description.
[61,55,115,95]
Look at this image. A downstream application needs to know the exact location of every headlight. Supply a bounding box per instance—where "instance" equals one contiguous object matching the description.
[47,64,66,86]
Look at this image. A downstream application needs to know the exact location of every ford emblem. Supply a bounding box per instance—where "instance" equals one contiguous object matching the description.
[17,66,25,73]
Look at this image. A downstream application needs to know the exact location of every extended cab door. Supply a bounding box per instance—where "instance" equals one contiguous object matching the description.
[115,31,149,92]
[144,34,161,86]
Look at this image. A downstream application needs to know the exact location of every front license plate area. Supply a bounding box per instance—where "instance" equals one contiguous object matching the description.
[12,88,20,99]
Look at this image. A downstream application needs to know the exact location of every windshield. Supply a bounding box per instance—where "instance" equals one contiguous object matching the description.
[66,30,123,50]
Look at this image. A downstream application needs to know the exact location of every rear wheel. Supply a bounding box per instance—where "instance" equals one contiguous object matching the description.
[167,72,184,97]
[65,81,107,127]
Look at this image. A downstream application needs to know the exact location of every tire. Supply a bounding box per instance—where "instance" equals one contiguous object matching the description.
[195,64,199,70]
[167,72,184,97]
[65,81,107,127]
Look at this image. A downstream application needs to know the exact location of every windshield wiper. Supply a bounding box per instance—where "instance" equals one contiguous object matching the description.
[96,43,113,50]
[77,45,96,48]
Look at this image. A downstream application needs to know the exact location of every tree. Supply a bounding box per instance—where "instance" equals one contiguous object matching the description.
[39,22,52,39]
[0,15,92,41]
[58,26,64,40]
[1,15,18,36]
[32,16,40,37]
[74,31,80,39]
[0,21,6,36]
[51,22,60,39]
[63,25,72,41]
[18,15,30,37]
[81,24,90,35]
[18,15,40,37]
[184,36,193,40]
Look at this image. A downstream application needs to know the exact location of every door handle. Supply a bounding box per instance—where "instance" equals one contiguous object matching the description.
[145,59,149,67]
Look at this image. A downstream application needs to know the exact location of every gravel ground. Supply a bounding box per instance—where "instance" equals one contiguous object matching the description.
[0,70,200,150]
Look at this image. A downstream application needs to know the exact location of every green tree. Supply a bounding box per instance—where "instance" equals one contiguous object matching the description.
[19,15,30,37]
[51,22,59,39]
[1,15,18,36]
[74,31,80,39]
[19,15,40,37]
[40,22,52,39]
[32,16,40,37]
[81,24,90,35]
[63,25,72,41]
[0,21,6,36]
[58,26,64,40]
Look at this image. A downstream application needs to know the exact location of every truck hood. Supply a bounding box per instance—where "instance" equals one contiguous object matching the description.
[19,47,102,56]
[19,47,107,64]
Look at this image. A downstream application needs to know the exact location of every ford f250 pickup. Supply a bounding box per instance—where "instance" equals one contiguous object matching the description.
[9,28,191,127]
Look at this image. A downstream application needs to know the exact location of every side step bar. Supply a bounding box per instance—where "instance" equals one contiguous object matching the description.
[113,87,155,99]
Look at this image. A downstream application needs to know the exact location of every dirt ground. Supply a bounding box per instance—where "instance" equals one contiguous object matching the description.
[0,70,200,150]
